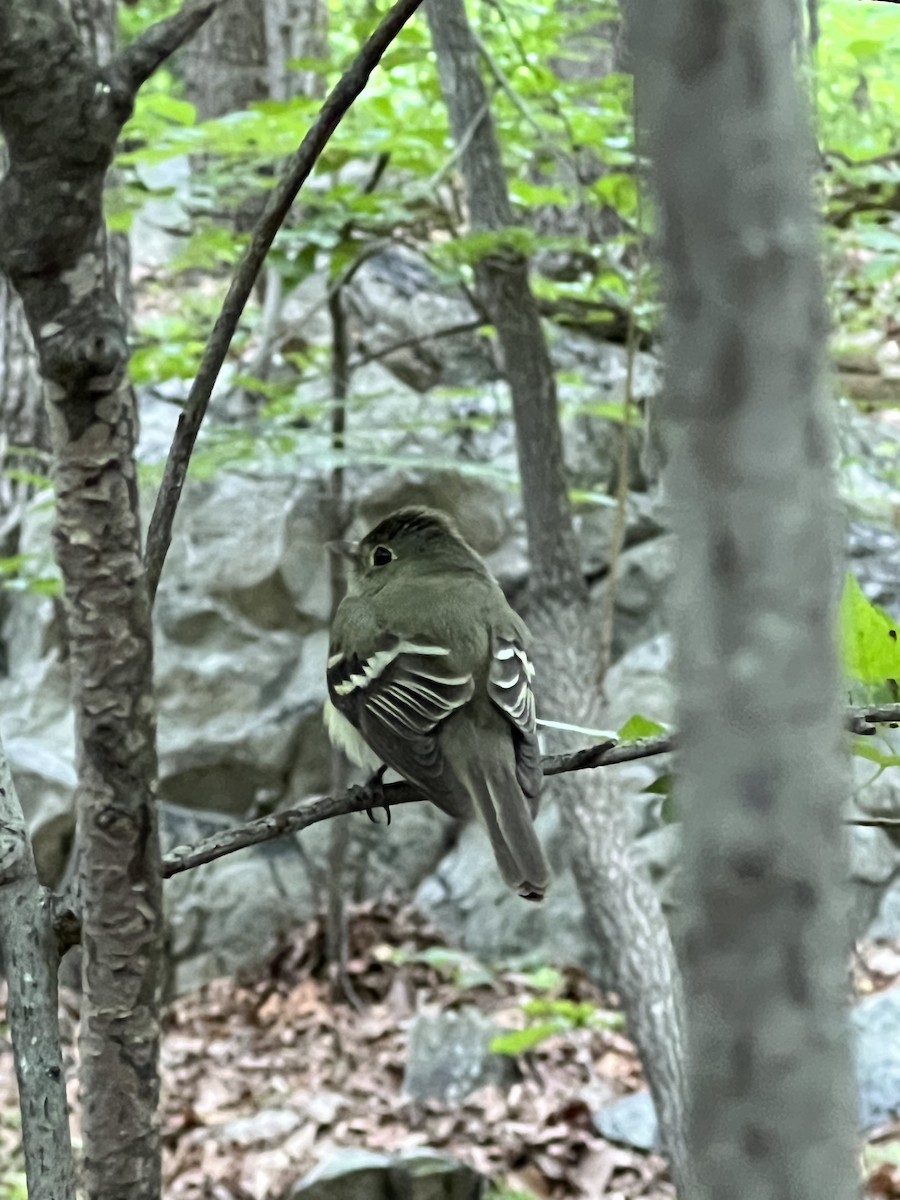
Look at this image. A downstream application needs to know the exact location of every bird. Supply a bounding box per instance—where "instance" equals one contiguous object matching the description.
[324,506,550,901]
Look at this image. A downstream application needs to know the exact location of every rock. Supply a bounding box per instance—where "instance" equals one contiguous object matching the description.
[415,805,609,982]
[602,633,676,731]
[162,797,453,995]
[290,1147,484,1200]
[559,340,661,495]
[847,519,900,620]
[593,1089,660,1152]
[870,885,900,940]
[347,247,495,392]
[4,733,76,885]
[130,154,192,271]
[402,1006,518,1105]
[837,399,900,530]
[216,1108,301,1147]
[396,1150,485,1200]
[290,1149,393,1200]
[590,988,900,1147]
[587,533,675,660]
[163,828,316,995]
[357,472,513,559]
[854,986,900,1131]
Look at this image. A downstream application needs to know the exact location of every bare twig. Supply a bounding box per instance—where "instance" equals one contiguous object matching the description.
[143,0,427,602]
[110,0,221,92]
[160,736,647,878]
[156,701,900,880]
[350,318,487,370]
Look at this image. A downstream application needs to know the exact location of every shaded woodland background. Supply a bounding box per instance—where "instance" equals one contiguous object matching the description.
[1,0,900,1198]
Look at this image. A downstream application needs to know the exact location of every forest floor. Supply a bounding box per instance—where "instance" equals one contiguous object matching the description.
[2,903,900,1199]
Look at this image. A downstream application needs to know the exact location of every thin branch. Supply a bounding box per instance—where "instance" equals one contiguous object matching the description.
[160,738,630,879]
[143,0,427,603]
[156,701,900,880]
[847,705,900,735]
[350,318,487,369]
[110,0,222,92]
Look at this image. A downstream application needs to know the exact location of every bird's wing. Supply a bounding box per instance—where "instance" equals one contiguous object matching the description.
[487,629,542,811]
[327,632,474,811]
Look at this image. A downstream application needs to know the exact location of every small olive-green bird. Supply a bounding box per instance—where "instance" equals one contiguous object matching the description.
[324,506,549,901]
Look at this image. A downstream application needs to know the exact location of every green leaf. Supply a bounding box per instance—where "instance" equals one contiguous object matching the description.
[522,997,597,1026]
[1,467,52,488]
[490,1022,561,1056]
[851,737,900,769]
[573,401,644,428]
[137,91,196,127]
[847,38,886,63]
[517,964,564,992]
[617,713,667,741]
[643,773,673,796]
[660,792,679,825]
[840,572,900,685]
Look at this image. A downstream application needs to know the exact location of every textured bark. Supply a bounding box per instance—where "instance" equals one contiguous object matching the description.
[425,1,583,612]
[0,135,47,558]
[632,2,858,1198]
[425,1,694,1190]
[0,735,76,1200]
[0,0,128,560]
[0,4,164,1198]
[0,273,46,551]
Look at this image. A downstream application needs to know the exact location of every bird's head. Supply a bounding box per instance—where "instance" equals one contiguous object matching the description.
[330,506,485,596]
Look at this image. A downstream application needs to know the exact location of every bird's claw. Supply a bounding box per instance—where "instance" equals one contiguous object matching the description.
[363,766,390,825]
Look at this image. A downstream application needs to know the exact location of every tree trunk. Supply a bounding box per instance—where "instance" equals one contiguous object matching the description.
[0,273,46,551]
[0,734,75,1200]
[631,1,858,1197]
[183,0,327,116]
[0,2,164,1196]
[425,1,694,1190]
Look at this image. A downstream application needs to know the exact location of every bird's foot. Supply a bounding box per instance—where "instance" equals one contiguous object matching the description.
[363,765,390,825]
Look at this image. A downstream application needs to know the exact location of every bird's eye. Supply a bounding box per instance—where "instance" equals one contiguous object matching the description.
[371,545,394,567]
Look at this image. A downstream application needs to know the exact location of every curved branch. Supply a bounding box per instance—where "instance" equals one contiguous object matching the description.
[143,0,427,602]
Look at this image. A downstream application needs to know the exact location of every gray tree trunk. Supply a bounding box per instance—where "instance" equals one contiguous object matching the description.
[184,0,327,116]
[425,1,694,1191]
[0,735,75,1200]
[0,2,164,1196]
[0,275,46,550]
[631,1,858,1197]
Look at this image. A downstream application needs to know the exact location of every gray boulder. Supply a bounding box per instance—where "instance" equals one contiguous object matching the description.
[403,1006,518,1105]
[290,1148,484,1200]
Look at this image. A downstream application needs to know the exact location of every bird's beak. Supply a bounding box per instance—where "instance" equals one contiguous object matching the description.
[326,539,359,562]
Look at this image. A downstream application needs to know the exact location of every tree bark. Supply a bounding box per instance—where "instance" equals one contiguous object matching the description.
[425,1,694,1190]
[0,734,76,1200]
[632,1,858,1197]
[0,4,165,1197]
[0,272,47,552]
[184,0,327,117]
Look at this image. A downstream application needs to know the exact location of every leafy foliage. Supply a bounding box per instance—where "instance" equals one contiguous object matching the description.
[111,0,641,486]
[490,996,624,1057]
[617,714,667,742]
[840,572,900,696]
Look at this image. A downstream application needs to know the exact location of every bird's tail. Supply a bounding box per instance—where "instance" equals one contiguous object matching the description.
[452,741,550,902]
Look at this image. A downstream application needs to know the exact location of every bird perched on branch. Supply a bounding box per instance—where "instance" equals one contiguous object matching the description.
[324,506,549,901]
